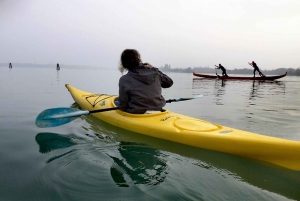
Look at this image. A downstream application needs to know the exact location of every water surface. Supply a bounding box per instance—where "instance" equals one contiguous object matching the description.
[0,67,300,201]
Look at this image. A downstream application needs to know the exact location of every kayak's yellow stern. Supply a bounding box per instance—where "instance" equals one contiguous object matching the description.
[66,84,300,171]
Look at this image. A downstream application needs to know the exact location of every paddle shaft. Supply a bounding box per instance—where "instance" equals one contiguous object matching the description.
[166,98,195,103]
[89,107,119,114]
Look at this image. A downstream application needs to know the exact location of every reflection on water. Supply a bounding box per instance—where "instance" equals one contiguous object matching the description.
[220,79,226,87]
[250,81,259,100]
[249,80,285,100]
[35,132,168,187]
[108,142,168,187]
[56,70,60,83]
[214,79,226,105]
[35,133,84,163]
[36,133,76,154]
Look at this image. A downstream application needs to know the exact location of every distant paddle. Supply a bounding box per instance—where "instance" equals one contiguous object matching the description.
[214,65,219,76]
[36,94,203,128]
[165,95,203,103]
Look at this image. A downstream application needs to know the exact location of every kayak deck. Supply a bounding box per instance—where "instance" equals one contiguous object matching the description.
[65,84,300,170]
[193,72,287,80]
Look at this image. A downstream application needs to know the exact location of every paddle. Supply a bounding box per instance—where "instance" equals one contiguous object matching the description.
[165,95,203,103]
[36,94,203,128]
[214,65,218,76]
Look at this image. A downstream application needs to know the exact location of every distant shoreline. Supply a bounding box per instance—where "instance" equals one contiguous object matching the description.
[1,62,299,76]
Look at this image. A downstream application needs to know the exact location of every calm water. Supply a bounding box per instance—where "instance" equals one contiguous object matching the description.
[1,66,300,201]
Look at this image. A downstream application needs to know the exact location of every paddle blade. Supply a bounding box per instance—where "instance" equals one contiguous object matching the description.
[35,107,88,128]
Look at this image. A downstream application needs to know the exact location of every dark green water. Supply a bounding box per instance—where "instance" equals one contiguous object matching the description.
[0,67,300,201]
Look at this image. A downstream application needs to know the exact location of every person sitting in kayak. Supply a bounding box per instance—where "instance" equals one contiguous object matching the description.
[117,49,173,114]
[215,64,228,76]
[249,61,265,77]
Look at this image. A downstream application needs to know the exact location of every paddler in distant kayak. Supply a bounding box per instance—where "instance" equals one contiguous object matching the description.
[215,64,228,76]
[248,61,265,77]
[118,49,173,114]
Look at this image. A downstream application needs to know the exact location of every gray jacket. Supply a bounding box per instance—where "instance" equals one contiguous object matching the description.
[118,65,173,114]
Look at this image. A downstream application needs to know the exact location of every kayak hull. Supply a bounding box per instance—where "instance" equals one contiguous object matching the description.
[65,84,300,170]
[193,72,287,80]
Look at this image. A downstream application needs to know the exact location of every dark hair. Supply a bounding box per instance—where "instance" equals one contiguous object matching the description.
[119,49,142,73]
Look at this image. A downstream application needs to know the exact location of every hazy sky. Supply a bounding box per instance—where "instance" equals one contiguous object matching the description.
[1,0,299,70]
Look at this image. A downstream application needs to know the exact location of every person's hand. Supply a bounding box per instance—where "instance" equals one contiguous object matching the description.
[143,63,153,68]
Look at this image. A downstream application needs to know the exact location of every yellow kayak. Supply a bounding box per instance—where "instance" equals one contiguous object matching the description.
[65,84,300,171]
